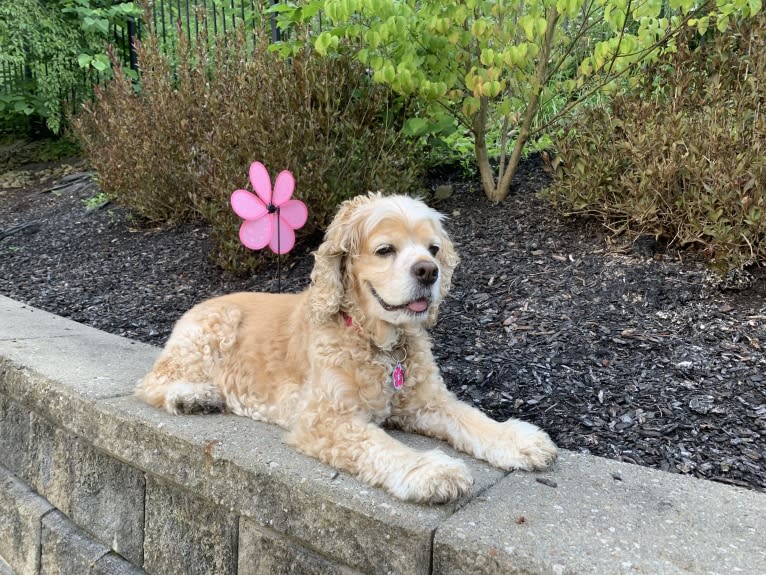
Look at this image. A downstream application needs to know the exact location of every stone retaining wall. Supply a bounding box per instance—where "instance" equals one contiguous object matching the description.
[1,295,765,575]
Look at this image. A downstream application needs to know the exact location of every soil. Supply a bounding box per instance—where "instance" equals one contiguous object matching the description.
[1,150,764,492]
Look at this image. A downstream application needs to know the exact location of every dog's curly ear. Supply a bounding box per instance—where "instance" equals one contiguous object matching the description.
[427,222,459,327]
[309,195,371,325]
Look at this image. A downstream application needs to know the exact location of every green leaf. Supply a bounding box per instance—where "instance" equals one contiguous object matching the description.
[314,32,336,56]
[633,0,662,19]
[382,62,396,83]
[431,113,457,135]
[77,54,92,68]
[92,54,110,72]
[692,15,710,35]
[403,117,430,136]
[267,42,295,57]
[480,48,495,66]
[535,16,548,37]
[83,16,110,35]
[519,15,536,41]
[265,2,299,14]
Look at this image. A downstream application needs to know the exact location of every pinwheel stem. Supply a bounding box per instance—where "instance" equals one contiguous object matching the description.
[276,206,281,293]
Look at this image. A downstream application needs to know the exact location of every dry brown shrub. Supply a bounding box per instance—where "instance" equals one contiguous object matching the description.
[545,16,766,273]
[73,24,423,271]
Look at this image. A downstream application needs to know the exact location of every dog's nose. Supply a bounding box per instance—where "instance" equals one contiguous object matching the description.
[412,260,439,286]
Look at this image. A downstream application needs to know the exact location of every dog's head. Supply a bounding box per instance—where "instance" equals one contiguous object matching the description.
[310,193,458,336]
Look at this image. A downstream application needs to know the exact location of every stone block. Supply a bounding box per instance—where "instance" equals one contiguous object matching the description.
[0,299,85,340]
[91,553,146,575]
[37,428,145,566]
[0,396,33,482]
[238,518,361,575]
[36,507,145,575]
[0,394,64,496]
[0,398,145,566]
[20,411,57,499]
[143,476,237,575]
[40,510,108,575]
[0,464,53,575]
[434,450,766,575]
[0,296,156,404]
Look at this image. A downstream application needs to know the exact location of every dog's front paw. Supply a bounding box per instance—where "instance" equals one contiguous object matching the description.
[390,450,474,504]
[484,419,558,471]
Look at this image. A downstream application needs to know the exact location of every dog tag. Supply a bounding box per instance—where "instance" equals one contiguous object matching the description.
[392,362,404,390]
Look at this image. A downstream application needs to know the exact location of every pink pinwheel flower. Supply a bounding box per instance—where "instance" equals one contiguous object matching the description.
[230,162,308,255]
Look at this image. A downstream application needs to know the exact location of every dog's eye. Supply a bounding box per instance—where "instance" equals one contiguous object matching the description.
[428,245,440,256]
[375,245,396,257]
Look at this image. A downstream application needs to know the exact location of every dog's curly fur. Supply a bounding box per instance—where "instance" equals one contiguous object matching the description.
[137,193,557,503]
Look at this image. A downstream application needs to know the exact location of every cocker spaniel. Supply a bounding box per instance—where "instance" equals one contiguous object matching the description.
[137,193,557,503]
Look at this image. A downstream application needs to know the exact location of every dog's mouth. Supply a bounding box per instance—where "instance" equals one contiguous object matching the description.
[369,284,431,315]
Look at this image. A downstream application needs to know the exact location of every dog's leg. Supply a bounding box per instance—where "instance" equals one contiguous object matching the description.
[139,375,224,415]
[136,305,240,415]
[286,404,474,503]
[137,338,224,415]
[390,379,558,472]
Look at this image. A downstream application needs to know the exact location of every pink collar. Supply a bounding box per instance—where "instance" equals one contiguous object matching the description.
[340,311,405,390]
[341,311,355,328]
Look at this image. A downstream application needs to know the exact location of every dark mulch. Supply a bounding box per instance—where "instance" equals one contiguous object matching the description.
[1,154,764,491]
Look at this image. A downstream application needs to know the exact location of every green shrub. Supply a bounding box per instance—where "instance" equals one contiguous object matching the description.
[545,17,766,273]
[72,24,424,272]
[0,0,141,134]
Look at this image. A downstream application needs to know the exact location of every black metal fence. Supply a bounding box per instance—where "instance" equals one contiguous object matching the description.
[150,0,265,48]
[0,62,30,96]
[122,0,278,72]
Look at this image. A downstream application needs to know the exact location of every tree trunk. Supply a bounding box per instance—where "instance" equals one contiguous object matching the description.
[495,126,529,202]
[476,7,560,203]
[472,96,498,201]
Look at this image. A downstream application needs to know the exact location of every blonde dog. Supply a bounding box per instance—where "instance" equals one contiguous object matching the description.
[137,193,557,503]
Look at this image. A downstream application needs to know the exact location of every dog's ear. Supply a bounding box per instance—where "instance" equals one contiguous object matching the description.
[309,195,372,324]
[427,221,459,327]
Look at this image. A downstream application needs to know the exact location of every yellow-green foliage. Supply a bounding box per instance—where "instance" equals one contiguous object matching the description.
[305,0,761,203]
[545,17,766,273]
[72,27,423,271]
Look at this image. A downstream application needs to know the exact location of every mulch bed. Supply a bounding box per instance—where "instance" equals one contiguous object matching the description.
[1,154,764,491]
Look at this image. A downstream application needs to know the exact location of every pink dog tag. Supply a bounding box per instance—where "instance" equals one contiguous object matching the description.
[392,362,404,390]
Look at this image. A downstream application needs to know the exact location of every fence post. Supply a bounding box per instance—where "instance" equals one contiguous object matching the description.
[270,0,281,43]
[127,17,138,71]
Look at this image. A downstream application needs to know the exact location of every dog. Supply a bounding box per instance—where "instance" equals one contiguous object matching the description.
[136,193,557,503]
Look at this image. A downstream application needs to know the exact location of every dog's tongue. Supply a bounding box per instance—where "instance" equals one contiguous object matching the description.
[407,299,429,313]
